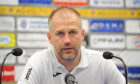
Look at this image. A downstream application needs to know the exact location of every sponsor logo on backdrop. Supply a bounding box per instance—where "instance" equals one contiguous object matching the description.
[133,0,140,5]
[0,0,18,5]
[0,33,15,47]
[0,36,11,45]
[118,67,125,75]
[54,0,88,6]
[90,20,124,32]
[89,9,140,18]
[0,66,15,81]
[19,0,52,4]
[94,0,98,4]
[21,20,27,28]
[90,35,125,49]
[17,17,49,32]
[9,7,13,13]
[127,35,140,49]
[129,67,140,80]
[0,6,140,18]
[132,36,140,48]
[118,67,140,80]
[125,20,140,34]
[17,33,50,48]
[126,0,140,8]
[0,6,51,16]
[0,17,15,31]
[90,0,123,7]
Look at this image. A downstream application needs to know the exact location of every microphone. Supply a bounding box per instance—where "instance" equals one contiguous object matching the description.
[103,51,128,84]
[65,73,78,84]
[12,48,23,56]
[0,48,23,84]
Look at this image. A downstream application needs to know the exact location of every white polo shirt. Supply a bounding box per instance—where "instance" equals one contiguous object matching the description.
[17,46,125,84]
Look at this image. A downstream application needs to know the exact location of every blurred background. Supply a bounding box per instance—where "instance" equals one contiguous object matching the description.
[0,0,140,84]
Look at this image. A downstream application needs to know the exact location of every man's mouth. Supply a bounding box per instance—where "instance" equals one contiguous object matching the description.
[62,48,73,53]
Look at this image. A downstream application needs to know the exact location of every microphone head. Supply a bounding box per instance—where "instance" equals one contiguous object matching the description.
[103,51,114,59]
[65,73,75,84]
[12,48,23,56]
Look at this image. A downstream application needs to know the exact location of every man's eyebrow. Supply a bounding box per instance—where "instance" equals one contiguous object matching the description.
[69,29,78,31]
[55,30,65,33]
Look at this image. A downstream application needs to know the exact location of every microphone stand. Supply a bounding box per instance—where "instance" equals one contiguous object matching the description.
[103,51,128,84]
[0,52,12,84]
[113,56,128,84]
[0,48,23,84]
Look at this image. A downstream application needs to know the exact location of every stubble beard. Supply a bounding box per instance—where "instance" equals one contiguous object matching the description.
[58,48,80,61]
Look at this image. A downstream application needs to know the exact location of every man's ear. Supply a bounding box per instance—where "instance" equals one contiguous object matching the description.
[82,29,85,42]
[47,32,52,45]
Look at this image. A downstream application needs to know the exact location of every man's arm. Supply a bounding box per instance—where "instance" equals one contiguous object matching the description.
[104,60,126,84]
[17,57,41,84]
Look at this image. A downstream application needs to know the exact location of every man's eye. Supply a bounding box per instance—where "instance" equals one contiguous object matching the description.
[70,31,77,34]
[57,32,64,35]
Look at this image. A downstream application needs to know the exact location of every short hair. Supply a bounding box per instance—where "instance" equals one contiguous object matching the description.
[48,6,81,26]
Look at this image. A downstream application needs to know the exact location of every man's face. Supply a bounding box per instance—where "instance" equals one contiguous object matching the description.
[47,11,85,60]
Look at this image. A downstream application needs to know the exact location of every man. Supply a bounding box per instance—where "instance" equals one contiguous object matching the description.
[18,6,125,84]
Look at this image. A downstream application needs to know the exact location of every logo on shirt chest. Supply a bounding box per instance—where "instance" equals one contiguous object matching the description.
[53,72,62,77]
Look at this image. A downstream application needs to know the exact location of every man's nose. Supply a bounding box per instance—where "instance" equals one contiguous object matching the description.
[64,34,71,45]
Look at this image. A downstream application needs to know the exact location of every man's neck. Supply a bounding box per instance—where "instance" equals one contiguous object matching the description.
[57,54,81,72]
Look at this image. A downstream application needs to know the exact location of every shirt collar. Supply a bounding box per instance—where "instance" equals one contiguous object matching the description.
[50,46,62,68]
[77,46,90,68]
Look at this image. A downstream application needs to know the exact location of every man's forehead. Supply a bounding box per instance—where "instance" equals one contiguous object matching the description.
[53,9,76,19]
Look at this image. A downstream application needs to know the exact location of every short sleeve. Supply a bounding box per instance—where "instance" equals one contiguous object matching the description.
[104,60,126,84]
